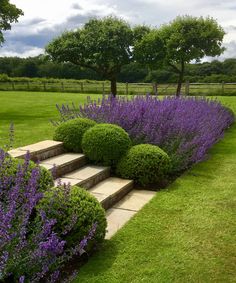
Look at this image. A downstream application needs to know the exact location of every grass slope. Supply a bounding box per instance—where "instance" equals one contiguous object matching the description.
[0,91,99,148]
[76,97,236,283]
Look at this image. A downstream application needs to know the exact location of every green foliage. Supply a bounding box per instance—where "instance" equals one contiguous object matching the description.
[2,157,53,192]
[133,25,151,42]
[2,55,236,85]
[53,118,96,152]
[134,15,225,95]
[134,29,166,69]
[82,123,132,166]
[0,0,23,44]
[38,185,107,249]
[116,144,171,186]
[0,73,10,81]
[46,16,134,95]
[158,16,225,64]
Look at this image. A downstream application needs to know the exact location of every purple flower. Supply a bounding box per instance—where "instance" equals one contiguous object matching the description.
[55,95,234,171]
[0,150,98,282]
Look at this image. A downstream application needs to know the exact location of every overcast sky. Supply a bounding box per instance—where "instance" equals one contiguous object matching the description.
[1,0,236,60]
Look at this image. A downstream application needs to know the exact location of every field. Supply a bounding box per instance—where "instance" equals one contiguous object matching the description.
[0,91,235,282]
[0,91,99,148]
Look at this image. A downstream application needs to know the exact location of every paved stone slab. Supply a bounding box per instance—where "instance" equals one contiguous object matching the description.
[91,192,108,203]
[8,149,27,159]
[64,165,109,180]
[114,190,156,212]
[40,153,84,166]
[105,208,137,239]
[40,163,55,171]
[89,177,133,196]
[19,140,63,153]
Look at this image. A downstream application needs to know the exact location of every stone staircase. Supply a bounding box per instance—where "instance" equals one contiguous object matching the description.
[9,140,156,239]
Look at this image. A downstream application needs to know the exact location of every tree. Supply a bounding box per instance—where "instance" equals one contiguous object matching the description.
[46,17,135,96]
[134,16,225,96]
[0,0,23,44]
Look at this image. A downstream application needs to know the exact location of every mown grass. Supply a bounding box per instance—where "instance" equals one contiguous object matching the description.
[75,97,236,283]
[0,91,99,148]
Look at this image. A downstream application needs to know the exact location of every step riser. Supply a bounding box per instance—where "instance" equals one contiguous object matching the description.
[79,168,110,189]
[50,157,87,179]
[31,146,65,162]
[100,182,134,210]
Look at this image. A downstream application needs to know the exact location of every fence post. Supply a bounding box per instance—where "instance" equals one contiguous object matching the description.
[126,82,128,95]
[102,82,105,95]
[61,82,64,92]
[222,81,225,95]
[11,82,15,91]
[42,82,46,91]
[185,81,190,96]
[80,82,84,93]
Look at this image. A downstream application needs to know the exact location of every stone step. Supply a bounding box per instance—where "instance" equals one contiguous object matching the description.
[89,177,134,210]
[8,140,64,162]
[105,190,156,239]
[55,165,110,189]
[40,153,86,178]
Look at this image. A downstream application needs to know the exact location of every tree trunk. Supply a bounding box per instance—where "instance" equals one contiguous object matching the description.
[176,72,183,97]
[176,60,185,97]
[110,78,117,97]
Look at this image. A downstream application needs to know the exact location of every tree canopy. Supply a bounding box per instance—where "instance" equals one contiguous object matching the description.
[0,0,23,44]
[134,16,225,96]
[46,17,135,96]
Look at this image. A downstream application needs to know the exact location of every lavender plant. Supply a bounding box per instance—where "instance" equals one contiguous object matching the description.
[56,95,234,171]
[0,150,98,282]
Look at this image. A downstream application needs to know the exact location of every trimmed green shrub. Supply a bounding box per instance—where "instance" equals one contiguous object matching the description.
[38,185,107,250]
[2,157,53,192]
[82,123,132,166]
[53,118,97,152]
[116,144,171,186]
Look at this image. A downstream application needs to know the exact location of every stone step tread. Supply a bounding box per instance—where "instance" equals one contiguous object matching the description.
[8,140,63,158]
[113,190,156,211]
[54,165,110,189]
[40,153,85,170]
[63,165,109,180]
[105,190,156,239]
[89,177,133,199]
[105,208,136,240]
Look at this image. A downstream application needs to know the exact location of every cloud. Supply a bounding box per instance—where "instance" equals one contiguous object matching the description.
[71,3,83,10]
[1,0,236,59]
[221,41,236,59]
[0,40,43,58]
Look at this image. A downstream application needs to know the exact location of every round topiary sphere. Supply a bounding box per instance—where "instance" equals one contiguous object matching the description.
[82,123,132,166]
[116,144,171,186]
[53,118,97,152]
[2,157,53,192]
[38,185,107,250]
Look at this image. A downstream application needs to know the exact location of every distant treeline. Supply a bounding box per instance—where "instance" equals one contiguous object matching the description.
[1,55,236,83]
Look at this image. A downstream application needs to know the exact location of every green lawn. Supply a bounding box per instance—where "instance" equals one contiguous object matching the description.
[0,91,235,282]
[75,97,236,283]
[0,91,99,148]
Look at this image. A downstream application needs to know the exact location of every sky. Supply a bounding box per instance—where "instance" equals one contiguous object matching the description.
[1,0,236,60]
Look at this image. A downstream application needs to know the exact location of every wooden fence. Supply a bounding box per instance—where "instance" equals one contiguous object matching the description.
[0,80,236,95]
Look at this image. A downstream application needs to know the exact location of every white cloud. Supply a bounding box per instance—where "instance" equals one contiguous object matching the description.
[1,0,236,59]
